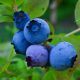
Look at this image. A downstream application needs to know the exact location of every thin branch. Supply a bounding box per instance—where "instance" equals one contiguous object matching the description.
[5,70,15,76]
[65,28,80,37]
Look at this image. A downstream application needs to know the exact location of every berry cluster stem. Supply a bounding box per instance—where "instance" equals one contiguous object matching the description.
[13,0,18,12]
[65,28,80,37]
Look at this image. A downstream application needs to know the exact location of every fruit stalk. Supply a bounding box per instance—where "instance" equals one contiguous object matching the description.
[65,28,80,37]
[13,0,18,12]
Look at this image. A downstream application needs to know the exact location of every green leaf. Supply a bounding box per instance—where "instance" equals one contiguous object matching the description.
[70,77,76,80]
[55,70,71,80]
[0,58,7,68]
[0,47,15,74]
[0,42,14,58]
[8,58,27,73]
[0,15,12,22]
[22,0,49,19]
[14,54,26,60]
[0,5,13,22]
[0,0,23,8]
[32,67,44,80]
[32,71,41,80]
[16,0,24,7]
[73,67,80,80]
[0,0,13,7]
[42,70,56,80]
[7,57,32,79]
[75,0,80,27]
[0,5,12,15]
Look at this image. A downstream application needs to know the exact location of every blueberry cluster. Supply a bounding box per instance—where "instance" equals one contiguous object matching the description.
[12,11,77,70]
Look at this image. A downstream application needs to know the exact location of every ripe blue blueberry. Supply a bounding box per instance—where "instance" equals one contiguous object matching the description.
[50,42,77,70]
[12,31,31,55]
[26,45,48,67]
[24,18,50,44]
[13,11,30,30]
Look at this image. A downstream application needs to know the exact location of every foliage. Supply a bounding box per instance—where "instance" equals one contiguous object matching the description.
[75,0,80,27]
[0,0,80,80]
[0,0,49,22]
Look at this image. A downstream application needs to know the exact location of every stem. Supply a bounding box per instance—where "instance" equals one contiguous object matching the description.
[5,70,15,76]
[0,48,14,74]
[28,76,32,80]
[13,0,18,12]
[65,28,80,37]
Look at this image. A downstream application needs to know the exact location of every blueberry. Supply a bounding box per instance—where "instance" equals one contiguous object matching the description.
[50,42,77,70]
[26,45,48,67]
[13,11,30,30]
[12,31,31,55]
[24,18,50,44]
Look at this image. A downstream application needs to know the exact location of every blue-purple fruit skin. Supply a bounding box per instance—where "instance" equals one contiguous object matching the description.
[24,18,50,44]
[13,11,30,30]
[50,42,77,70]
[12,31,31,55]
[26,45,48,67]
